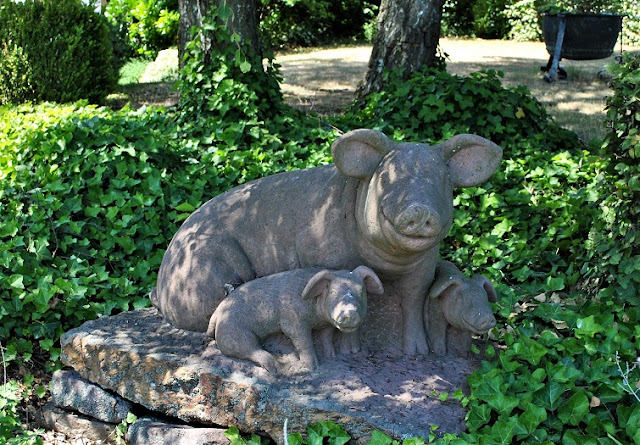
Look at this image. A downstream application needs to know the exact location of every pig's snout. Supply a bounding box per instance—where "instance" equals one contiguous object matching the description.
[331,295,363,332]
[394,204,441,237]
[467,313,496,334]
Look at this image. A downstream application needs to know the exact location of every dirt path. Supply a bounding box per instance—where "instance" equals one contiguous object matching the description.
[277,38,639,141]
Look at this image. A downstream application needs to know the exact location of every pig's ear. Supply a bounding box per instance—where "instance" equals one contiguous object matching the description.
[435,134,502,187]
[352,265,384,295]
[302,270,333,300]
[331,129,393,180]
[473,275,498,302]
[429,260,464,299]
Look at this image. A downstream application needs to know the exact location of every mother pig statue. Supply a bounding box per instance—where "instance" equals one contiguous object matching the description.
[151,129,502,355]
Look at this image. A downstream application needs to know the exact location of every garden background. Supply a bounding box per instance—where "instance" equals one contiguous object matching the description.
[1,0,640,444]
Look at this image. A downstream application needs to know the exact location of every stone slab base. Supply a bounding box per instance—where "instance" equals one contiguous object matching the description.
[61,308,477,443]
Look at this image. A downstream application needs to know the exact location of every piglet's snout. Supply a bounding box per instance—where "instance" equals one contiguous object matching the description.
[471,313,497,334]
[394,204,441,237]
[331,296,363,331]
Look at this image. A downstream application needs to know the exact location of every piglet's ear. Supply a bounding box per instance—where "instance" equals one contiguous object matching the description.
[352,265,384,295]
[429,260,464,299]
[331,129,393,180]
[473,275,498,302]
[302,270,333,300]
[435,134,502,188]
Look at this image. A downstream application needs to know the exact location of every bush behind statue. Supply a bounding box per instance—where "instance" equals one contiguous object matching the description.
[0,0,117,105]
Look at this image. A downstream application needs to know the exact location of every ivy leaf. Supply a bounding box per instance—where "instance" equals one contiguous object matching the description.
[467,403,492,430]
[558,391,589,426]
[561,429,598,445]
[473,372,520,416]
[533,381,564,411]
[175,202,195,212]
[518,404,547,435]
[366,430,393,445]
[9,274,24,289]
[574,315,605,338]
[489,416,520,444]
[239,61,252,74]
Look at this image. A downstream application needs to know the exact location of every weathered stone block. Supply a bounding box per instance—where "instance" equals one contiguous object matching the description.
[61,308,477,443]
[37,402,115,442]
[127,417,230,445]
[51,369,132,423]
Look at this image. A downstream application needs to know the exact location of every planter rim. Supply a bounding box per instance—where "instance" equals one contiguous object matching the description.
[542,12,625,17]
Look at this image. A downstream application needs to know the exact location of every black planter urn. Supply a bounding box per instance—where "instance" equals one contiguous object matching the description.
[543,13,623,60]
[541,12,623,81]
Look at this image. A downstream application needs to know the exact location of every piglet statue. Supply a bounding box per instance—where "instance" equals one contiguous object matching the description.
[425,260,498,357]
[152,129,502,355]
[206,266,384,373]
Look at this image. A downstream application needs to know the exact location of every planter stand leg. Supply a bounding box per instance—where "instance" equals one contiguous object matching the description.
[544,14,566,83]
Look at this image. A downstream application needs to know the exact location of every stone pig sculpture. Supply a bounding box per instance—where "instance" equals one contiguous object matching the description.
[206,266,384,373]
[424,260,498,356]
[151,129,502,355]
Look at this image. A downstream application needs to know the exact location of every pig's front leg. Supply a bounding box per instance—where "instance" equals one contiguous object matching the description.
[394,277,431,355]
[282,323,319,371]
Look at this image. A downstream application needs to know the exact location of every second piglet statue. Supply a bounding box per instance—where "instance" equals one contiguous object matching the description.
[424,261,498,357]
[207,266,384,373]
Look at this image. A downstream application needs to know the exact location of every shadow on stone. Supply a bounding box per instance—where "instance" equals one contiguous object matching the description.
[61,308,479,443]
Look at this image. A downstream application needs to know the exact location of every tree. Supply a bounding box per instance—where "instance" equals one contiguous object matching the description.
[360,0,446,96]
[178,0,261,67]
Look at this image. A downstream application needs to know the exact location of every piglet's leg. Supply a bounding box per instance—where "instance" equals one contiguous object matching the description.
[337,331,361,354]
[317,327,336,359]
[283,325,319,371]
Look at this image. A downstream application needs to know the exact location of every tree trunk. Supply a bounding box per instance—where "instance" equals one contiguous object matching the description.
[178,0,261,68]
[360,0,446,96]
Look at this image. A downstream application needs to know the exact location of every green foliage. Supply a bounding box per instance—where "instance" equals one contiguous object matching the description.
[451,51,640,445]
[505,0,545,41]
[442,0,476,37]
[105,0,179,59]
[540,0,625,13]
[472,0,511,39]
[139,48,179,83]
[114,412,137,444]
[622,0,640,46]
[118,58,153,85]
[580,53,640,302]
[175,4,285,128]
[336,64,640,443]
[339,68,579,150]
[0,0,117,105]
[258,0,379,48]
[0,42,34,106]
[0,372,45,444]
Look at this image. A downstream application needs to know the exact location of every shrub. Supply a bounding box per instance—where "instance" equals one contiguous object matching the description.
[0,42,34,106]
[506,0,544,41]
[338,68,578,149]
[258,0,379,48]
[442,0,476,37]
[139,48,180,83]
[580,54,640,300]
[0,0,117,105]
[472,0,512,39]
[105,0,179,59]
